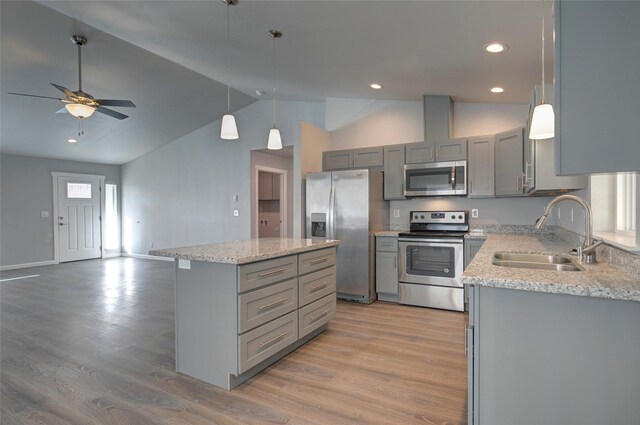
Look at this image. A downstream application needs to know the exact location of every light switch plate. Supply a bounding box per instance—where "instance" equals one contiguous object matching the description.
[178,259,191,270]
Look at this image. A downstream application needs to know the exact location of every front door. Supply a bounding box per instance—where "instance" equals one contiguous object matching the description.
[57,175,102,262]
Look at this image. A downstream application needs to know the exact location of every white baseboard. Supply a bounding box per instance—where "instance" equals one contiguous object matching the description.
[103,252,122,258]
[122,253,174,262]
[0,260,57,271]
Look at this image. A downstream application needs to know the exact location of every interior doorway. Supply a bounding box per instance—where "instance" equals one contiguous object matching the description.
[52,172,105,263]
[251,147,293,239]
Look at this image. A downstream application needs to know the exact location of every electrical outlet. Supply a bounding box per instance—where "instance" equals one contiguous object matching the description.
[41,211,49,218]
[233,209,239,217]
[393,209,400,218]
[471,209,479,219]
[149,241,154,248]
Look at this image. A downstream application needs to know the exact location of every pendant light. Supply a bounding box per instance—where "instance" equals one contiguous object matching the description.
[267,30,283,150]
[529,0,555,140]
[220,0,239,140]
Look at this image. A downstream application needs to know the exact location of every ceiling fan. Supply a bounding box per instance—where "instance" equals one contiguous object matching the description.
[7,35,136,121]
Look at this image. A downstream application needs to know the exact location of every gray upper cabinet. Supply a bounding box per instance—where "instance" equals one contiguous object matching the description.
[383,145,406,200]
[405,142,435,164]
[555,0,640,174]
[495,128,525,197]
[258,172,280,201]
[435,138,467,162]
[468,136,495,198]
[323,147,383,171]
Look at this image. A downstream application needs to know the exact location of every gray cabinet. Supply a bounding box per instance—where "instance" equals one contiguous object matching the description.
[555,0,640,174]
[468,136,495,198]
[405,142,435,164]
[375,236,398,302]
[494,128,525,197]
[383,145,406,200]
[258,172,280,201]
[435,138,467,161]
[323,147,383,171]
[464,238,485,269]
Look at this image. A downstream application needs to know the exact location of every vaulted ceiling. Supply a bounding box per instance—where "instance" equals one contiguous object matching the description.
[1,0,553,164]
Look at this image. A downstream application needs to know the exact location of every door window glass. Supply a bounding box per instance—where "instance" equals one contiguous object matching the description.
[67,182,92,199]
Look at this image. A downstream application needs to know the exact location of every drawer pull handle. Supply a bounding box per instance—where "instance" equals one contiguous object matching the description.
[258,267,288,278]
[258,297,288,311]
[309,258,328,265]
[310,310,330,324]
[310,283,328,293]
[259,332,288,349]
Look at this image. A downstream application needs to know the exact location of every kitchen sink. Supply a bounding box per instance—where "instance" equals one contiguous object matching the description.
[492,252,583,272]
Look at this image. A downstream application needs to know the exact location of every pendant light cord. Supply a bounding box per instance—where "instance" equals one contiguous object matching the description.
[540,0,546,103]
[272,33,277,126]
[226,2,231,113]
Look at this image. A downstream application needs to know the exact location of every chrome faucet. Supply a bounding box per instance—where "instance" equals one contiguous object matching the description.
[535,194,603,263]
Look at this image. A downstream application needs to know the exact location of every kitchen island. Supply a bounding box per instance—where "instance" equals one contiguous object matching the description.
[151,238,339,390]
[463,233,640,425]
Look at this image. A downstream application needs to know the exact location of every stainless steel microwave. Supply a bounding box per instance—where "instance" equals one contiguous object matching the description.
[404,161,467,197]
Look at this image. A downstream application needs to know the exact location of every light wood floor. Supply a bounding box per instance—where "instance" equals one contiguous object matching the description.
[1,258,468,425]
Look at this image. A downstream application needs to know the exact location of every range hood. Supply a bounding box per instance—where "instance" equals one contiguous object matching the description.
[423,95,453,142]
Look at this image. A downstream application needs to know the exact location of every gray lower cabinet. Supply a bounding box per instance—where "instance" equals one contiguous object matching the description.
[468,136,495,198]
[383,145,406,200]
[375,236,398,302]
[494,127,525,197]
[468,285,640,424]
[175,247,337,390]
[464,238,485,269]
[405,141,435,164]
[435,138,467,161]
[323,147,383,171]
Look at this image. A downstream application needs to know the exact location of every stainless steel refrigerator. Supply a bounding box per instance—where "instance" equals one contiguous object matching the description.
[306,169,388,303]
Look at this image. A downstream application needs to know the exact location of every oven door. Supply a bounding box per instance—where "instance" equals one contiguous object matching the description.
[398,239,464,287]
[404,161,467,197]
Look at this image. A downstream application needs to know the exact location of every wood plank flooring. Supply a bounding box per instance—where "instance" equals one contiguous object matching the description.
[1,258,468,424]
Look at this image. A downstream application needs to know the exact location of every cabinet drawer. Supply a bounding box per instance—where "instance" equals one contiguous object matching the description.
[299,267,336,307]
[298,248,336,276]
[238,255,297,293]
[298,293,336,339]
[238,311,297,374]
[238,278,297,333]
[376,236,398,252]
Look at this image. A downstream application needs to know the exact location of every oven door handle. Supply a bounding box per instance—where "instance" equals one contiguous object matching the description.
[398,238,463,245]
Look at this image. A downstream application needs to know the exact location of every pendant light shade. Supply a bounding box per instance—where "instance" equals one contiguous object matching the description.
[220,0,239,141]
[529,103,555,140]
[65,103,96,118]
[267,30,283,150]
[221,114,239,140]
[267,127,283,150]
[530,0,555,140]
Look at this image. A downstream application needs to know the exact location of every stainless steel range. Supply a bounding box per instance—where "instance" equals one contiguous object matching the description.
[398,210,469,311]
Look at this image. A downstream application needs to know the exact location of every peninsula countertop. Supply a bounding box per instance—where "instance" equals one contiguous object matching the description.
[149,238,340,265]
[462,233,640,302]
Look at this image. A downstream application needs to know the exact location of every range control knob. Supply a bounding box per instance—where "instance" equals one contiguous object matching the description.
[420,215,425,219]
[451,215,456,219]
[458,215,463,219]
[414,215,418,220]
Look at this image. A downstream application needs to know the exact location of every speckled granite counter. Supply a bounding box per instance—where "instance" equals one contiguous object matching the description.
[374,231,401,237]
[462,233,640,302]
[150,238,340,265]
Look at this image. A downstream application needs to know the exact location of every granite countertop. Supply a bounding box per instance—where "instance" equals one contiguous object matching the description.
[375,231,402,237]
[150,238,340,265]
[462,233,640,302]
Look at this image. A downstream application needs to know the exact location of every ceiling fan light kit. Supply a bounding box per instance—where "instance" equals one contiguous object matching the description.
[65,103,96,118]
[529,0,555,140]
[220,0,240,140]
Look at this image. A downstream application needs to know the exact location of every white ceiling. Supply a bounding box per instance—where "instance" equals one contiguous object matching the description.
[1,0,553,164]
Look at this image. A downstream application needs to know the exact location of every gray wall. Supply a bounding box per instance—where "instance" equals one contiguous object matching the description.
[0,153,121,267]
[121,100,324,255]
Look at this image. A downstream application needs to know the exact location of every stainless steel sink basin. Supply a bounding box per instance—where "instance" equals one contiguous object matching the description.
[492,252,583,272]
[493,252,573,264]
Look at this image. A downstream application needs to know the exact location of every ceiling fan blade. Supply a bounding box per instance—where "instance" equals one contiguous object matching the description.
[96,106,128,120]
[50,83,76,98]
[7,92,62,100]
[55,107,68,114]
[96,99,136,108]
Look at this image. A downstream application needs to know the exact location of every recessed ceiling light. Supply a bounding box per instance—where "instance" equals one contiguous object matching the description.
[67,138,77,143]
[490,87,505,93]
[485,43,508,53]
[370,83,382,90]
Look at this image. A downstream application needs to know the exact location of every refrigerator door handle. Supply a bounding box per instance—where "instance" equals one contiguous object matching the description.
[329,184,336,240]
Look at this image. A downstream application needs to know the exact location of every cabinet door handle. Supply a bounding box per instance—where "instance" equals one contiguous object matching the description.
[465,324,472,355]
[310,282,328,293]
[259,332,288,350]
[469,180,473,194]
[258,267,288,278]
[258,297,288,311]
[310,258,328,265]
[310,310,330,324]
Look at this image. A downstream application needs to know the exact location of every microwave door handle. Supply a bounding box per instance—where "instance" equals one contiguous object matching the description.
[451,166,456,190]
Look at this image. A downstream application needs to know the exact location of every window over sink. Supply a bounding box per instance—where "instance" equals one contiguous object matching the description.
[591,172,638,250]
